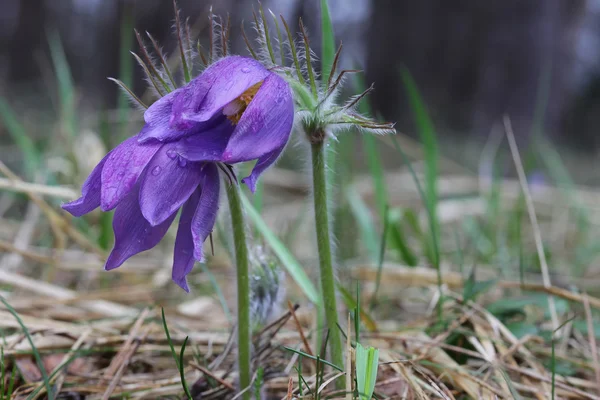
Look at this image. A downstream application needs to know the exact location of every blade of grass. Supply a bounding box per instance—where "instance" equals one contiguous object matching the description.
[320,0,335,84]
[355,74,388,219]
[117,3,135,138]
[337,284,377,332]
[47,30,76,140]
[179,336,193,399]
[355,343,379,400]
[282,346,343,372]
[400,68,439,267]
[0,297,53,399]
[369,205,389,309]
[240,192,320,304]
[0,99,39,178]
[504,116,559,331]
[390,135,442,320]
[346,186,379,262]
[161,308,180,370]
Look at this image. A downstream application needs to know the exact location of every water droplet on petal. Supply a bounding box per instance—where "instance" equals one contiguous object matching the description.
[178,158,187,168]
[151,166,162,176]
[166,149,177,159]
[241,67,250,73]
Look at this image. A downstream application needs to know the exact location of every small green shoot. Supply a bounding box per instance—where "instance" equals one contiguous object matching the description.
[161,308,192,399]
[355,343,379,399]
[462,268,497,303]
[0,297,53,399]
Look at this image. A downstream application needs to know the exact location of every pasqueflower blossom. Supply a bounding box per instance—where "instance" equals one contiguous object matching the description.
[62,55,293,291]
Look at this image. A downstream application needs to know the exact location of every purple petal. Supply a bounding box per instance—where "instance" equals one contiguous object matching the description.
[222,73,294,163]
[100,135,162,211]
[176,117,235,162]
[143,88,180,126]
[139,142,204,226]
[192,164,220,261]
[172,187,201,292]
[241,146,285,193]
[105,183,176,271]
[62,155,108,216]
[171,56,269,125]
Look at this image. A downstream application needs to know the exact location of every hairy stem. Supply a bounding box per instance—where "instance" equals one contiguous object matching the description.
[226,181,251,399]
[310,141,344,376]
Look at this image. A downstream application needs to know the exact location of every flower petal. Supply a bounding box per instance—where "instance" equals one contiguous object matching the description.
[62,154,108,216]
[172,186,201,292]
[171,56,269,125]
[192,164,220,261]
[143,88,180,126]
[100,135,162,211]
[139,142,204,226]
[241,145,285,193]
[175,116,234,162]
[105,183,176,271]
[222,73,294,163]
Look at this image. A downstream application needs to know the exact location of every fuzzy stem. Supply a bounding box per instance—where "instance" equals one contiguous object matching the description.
[225,181,251,399]
[310,141,344,377]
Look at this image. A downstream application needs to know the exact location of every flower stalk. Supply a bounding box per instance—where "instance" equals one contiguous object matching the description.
[310,140,344,371]
[225,179,251,399]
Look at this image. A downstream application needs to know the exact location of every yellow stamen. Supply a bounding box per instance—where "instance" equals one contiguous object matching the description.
[224,81,263,124]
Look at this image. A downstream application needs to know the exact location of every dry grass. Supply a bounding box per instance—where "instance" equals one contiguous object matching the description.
[2,154,600,399]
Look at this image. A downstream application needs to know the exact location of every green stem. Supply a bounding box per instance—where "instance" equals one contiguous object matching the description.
[310,141,344,376]
[225,182,251,399]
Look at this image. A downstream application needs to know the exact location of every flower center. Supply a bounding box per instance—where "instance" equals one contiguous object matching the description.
[222,81,263,125]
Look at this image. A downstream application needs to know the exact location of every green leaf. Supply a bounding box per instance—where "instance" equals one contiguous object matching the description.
[355,74,388,220]
[387,208,418,266]
[240,192,320,304]
[337,284,377,332]
[320,0,335,84]
[346,186,379,262]
[0,98,39,178]
[463,268,497,303]
[0,297,53,399]
[355,343,379,399]
[48,30,77,140]
[117,4,135,137]
[399,68,439,268]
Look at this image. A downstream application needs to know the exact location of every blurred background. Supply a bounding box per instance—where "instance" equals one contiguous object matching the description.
[3,0,600,151]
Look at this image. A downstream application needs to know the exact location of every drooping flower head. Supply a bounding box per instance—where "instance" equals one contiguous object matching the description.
[63,11,293,291]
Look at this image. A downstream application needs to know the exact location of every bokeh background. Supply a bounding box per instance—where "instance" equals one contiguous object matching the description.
[3,0,600,150]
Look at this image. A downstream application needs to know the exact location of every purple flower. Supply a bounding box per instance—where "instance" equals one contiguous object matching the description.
[62,56,294,291]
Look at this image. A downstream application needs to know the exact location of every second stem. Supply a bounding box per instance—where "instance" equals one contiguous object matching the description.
[226,181,251,400]
[311,141,344,371]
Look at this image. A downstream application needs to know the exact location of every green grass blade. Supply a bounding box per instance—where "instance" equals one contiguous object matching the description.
[320,0,335,84]
[399,68,439,268]
[337,283,377,332]
[0,98,39,178]
[179,336,193,399]
[346,186,379,262]
[47,30,77,140]
[282,346,343,372]
[355,74,388,219]
[355,343,379,399]
[0,297,53,399]
[387,209,419,267]
[240,192,320,304]
[370,205,389,309]
[161,308,180,370]
[118,4,135,137]
[390,135,443,319]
